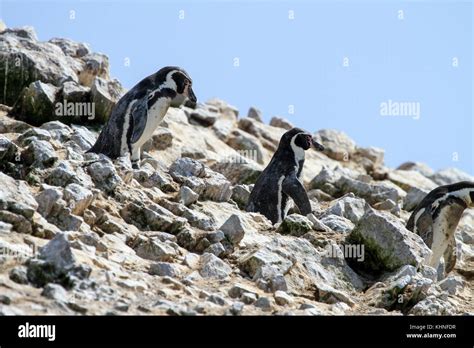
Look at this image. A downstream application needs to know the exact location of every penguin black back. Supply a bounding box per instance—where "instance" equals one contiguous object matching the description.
[246,127,325,224]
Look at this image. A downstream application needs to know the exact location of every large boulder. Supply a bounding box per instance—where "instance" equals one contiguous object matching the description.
[429,168,474,186]
[347,208,432,274]
[0,27,78,106]
[10,81,59,125]
[313,129,356,161]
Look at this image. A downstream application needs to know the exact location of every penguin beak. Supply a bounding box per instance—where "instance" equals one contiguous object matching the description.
[311,137,325,151]
[187,86,197,107]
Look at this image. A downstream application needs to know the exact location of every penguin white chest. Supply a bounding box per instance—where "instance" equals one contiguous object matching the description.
[134,99,168,147]
[429,209,452,268]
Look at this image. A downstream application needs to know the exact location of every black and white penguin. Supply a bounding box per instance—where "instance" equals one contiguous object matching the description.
[87,66,196,168]
[406,181,474,273]
[246,127,325,224]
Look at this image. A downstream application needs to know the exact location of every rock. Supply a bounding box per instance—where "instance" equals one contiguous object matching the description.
[429,168,474,186]
[310,167,404,205]
[63,183,94,215]
[199,253,232,279]
[41,283,68,302]
[387,170,437,191]
[403,187,428,211]
[348,208,432,274]
[186,108,218,127]
[35,185,63,218]
[40,121,72,141]
[169,157,206,181]
[86,157,122,193]
[322,194,368,224]
[121,202,186,234]
[48,37,90,58]
[231,184,251,209]
[79,53,110,87]
[69,125,96,151]
[274,290,293,305]
[247,106,263,123]
[409,295,456,315]
[228,284,257,299]
[10,81,59,125]
[210,160,262,185]
[0,29,78,106]
[141,127,173,151]
[179,186,199,206]
[149,262,182,277]
[353,146,385,171]
[397,162,434,178]
[220,214,246,246]
[0,172,38,218]
[276,214,313,237]
[90,77,124,123]
[207,294,229,306]
[373,199,397,211]
[21,139,58,168]
[314,282,356,307]
[254,296,273,311]
[241,292,258,304]
[46,161,93,188]
[0,135,19,163]
[9,266,29,284]
[313,129,356,161]
[204,242,225,257]
[269,116,293,130]
[319,215,354,233]
[131,236,178,262]
[17,127,52,145]
[27,232,91,288]
[438,275,464,295]
[59,81,90,106]
[226,129,264,164]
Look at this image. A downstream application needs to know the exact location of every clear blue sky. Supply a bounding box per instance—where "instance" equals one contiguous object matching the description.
[1,0,473,174]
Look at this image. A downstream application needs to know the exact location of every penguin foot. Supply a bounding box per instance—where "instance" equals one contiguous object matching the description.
[132,162,140,169]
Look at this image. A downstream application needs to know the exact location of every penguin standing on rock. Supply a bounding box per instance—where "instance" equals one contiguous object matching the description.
[246,127,325,224]
[87,66,196,168]
[406,181,474,274]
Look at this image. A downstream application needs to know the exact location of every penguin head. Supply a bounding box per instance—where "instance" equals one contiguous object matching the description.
[155,66,197,107]
[280,128,325,152]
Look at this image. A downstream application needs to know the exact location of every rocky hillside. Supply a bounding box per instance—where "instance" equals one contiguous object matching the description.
[0,26,473,316]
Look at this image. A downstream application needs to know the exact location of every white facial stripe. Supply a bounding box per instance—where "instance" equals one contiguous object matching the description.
[121,100,136,155]
[148,70,180,101]
[290,132,306,163]
[412,207,426,234]
[430,188,474,211]
[277,175,285,223]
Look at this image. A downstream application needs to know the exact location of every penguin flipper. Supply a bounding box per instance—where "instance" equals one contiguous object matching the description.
[443,237,457,273]
[415,211,434,248]
[130,97,149,144]
[282,174,311,215]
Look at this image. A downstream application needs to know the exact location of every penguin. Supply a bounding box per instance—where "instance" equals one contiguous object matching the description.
[87,66,196,168]
[246,127,325,224]
[406,181,474,273]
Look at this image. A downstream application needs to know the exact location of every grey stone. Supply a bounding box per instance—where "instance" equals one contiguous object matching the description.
[179,186,199,206]
[348,208,432,273]
[21,139,58,168]
[269,116,293,130]
[41,283,68,302]
[277,214,313,237]
[199,253,232,279]
[319,214,354,233]
[220,214,246,246]
[149,262,182,277]
[247,106,263,123]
